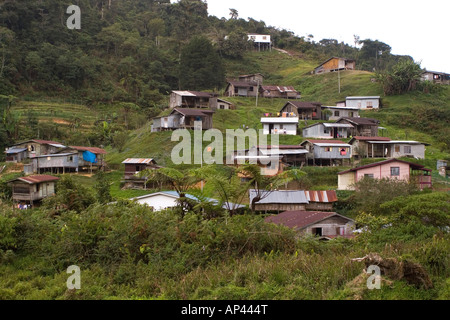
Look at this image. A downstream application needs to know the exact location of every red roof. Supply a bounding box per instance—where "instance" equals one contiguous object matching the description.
[69,146,107,154]
[15,175,60,184]
[338,159,432,175]
[265,210,351,230]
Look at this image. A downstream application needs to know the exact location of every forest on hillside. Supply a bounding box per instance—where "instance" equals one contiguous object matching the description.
[0,0,412,104]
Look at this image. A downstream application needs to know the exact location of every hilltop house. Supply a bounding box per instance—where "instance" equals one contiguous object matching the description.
[301,139,352,166]
[259,85,301,99]
[280,101,322,120]
[249,189,309,213]
[5,147,28,163]
[129,191,245,212]
[261,115,299,135]
[230,145,308,169]
[349,137,428,159]
[169,90,216,109]
[9,175,59,207]
[265,210,355,239]
[210,98,234,110]
[344,96,381,110]
[421,70,450,85]
[238,73,264,83]
[337,159,432,190]
[224,73,263,97]
[5,139,65,161]
[314,57,356,74]
[225,80,259,97]
[335,117,380,137]
[56,146,107,171]
[24,153,79,175]
[248,34,272,51]
[321,106,359,121]
[152,108,214,132]
[302,122,353,139]
[121,158,161,189]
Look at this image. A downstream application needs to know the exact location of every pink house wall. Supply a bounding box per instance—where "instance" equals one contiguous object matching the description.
[355,161,410,182]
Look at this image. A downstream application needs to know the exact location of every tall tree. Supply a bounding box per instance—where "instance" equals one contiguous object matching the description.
[179,36,225,90]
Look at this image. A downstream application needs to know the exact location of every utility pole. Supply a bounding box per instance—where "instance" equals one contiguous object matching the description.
[338,69,341,94]
[256,79,259,107]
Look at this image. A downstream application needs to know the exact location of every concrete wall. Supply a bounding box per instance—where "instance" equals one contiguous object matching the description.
[263,122,297,135]
[338,172,356,190]
[346,98,380,110]
[303,216,355,236]
[391,144,425,159]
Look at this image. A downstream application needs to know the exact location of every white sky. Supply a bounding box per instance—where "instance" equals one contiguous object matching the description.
[172,0,450,73]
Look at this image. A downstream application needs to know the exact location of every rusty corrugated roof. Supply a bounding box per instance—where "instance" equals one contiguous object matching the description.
[304,190,338,203]
[265,210,340,229]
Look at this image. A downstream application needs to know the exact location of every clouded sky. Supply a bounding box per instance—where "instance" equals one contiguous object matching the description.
[174,0,450,73]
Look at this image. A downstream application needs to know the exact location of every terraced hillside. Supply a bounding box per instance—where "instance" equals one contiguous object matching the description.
[12,100,99,133]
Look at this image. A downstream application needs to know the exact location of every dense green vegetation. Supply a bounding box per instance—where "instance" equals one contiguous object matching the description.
[0,0,449,301]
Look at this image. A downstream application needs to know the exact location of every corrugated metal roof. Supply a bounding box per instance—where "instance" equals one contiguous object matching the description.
[5,148,27,154]
[367,140,424,145]
[351,136,391,141]
[122,158,155,164]
[259,149,309,155]
[47,143,66,148]
[172,108,213,117]
[304,139,347,144]
[322,123,354,128]
[346,96,380,100]
[36,153,77,158]
[314,143,351,147]
[15,175,60,184]
[265,210,348,229]
[305,190,338,203]
[249,189,309,204]
[69,146,107,154]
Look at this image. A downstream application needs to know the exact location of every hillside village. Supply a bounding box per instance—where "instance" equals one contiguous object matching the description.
[2,48,448,237]
[0,0,449,301]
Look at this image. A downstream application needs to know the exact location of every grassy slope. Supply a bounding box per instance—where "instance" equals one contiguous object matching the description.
[5,49,449,193]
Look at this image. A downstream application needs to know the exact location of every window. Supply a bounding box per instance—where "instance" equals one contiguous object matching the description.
[366,101,373,109]
[334,111,340,117]
[136,166,141,172]
[325,147,332,152]
[234,87,238,94]
[395,145,400,153]
[340,148,348,156]
[312,227,323,236]
[404,146,412,153]
[390,167,400,176]
[349,112,354,117]
[364,174,374,179]
[324,128,330,134]
[249,87,254,92]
